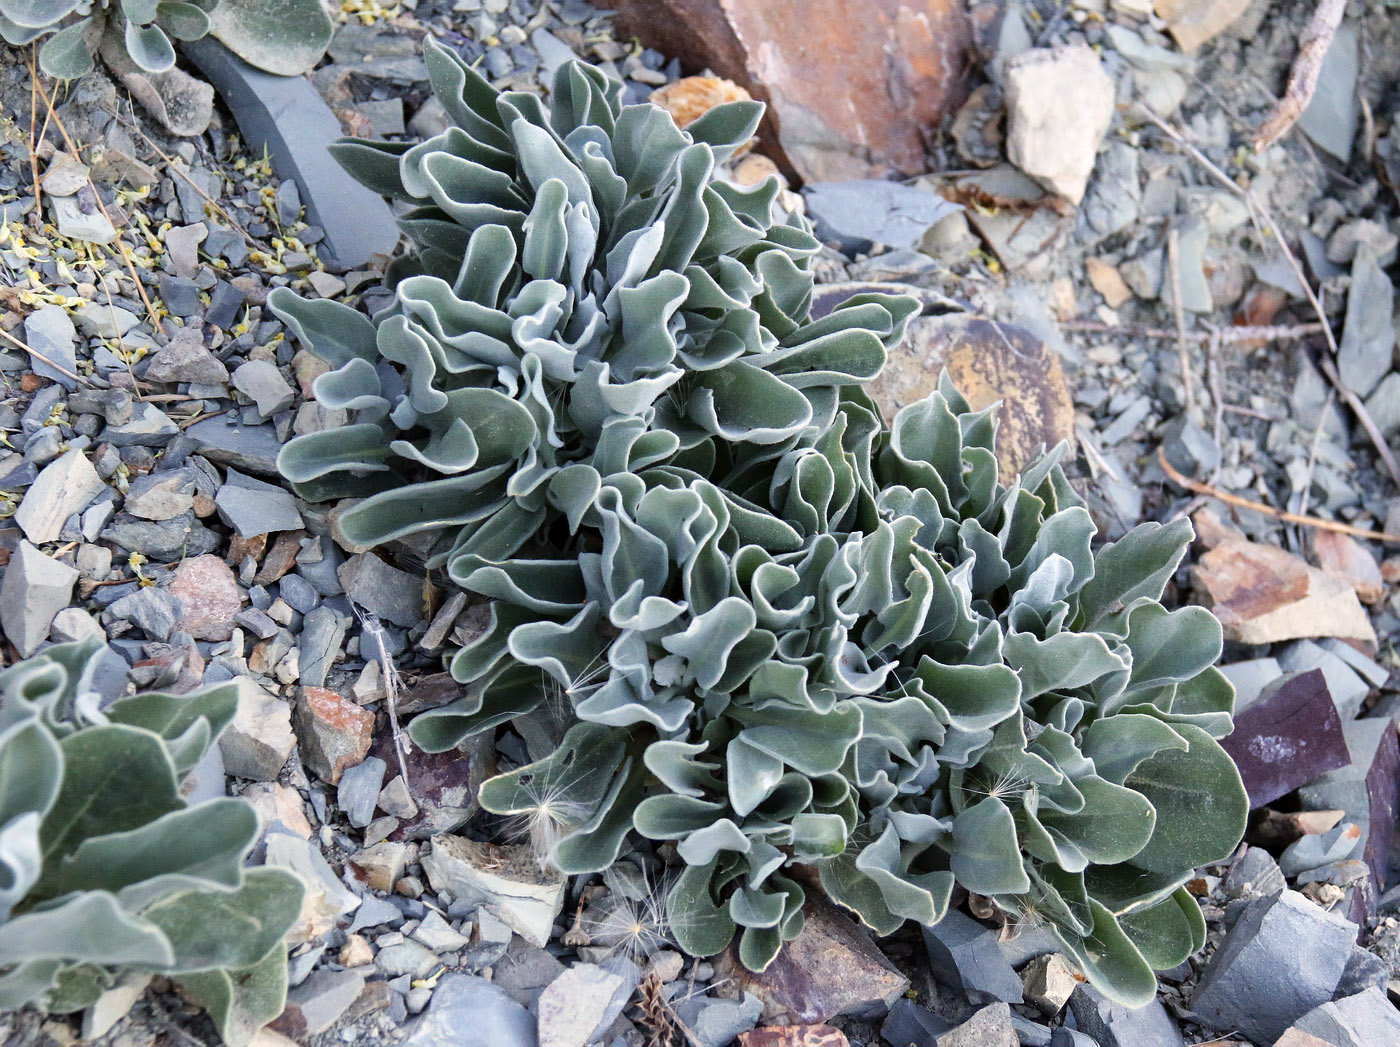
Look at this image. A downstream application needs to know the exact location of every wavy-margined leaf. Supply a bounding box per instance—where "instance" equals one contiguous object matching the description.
[123,20,175,71]
[206,0,332,75]
[139,868,304,972]
[0,891,172,966]
[669,862,736,959]
[179,942,290,1047]
[40,725,183,877]
[1079,715,1187,785]
[52,799,258,900]
[36,18,94,78]
[950,797,1030,896]
[1052,899,1157,1008]
[1075,519,1193,629]
[1117,886,1204,969]
[1123,723,1247,874]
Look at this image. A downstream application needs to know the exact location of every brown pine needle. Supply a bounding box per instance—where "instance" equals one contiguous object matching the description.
[1157,446,1400,545]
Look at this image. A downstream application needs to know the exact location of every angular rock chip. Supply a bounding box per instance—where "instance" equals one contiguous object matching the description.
[1220,669,1352,809]
[1191,537,1376,645]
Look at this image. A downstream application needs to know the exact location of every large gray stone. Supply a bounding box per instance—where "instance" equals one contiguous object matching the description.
[400,973,537,1047]
[183,414,282,475]
[14,449,104,543]
[1189,890,1357,1044]
[215,468,304,537]
[1290,987,1400,1047]
[338,552,424,628]
[0,541,78,656]
[922,909,1023,1005]
[182,38,400,268]
[881,998,953,1047]
[804,181,961,253]
[936,1003,1017,1047]
[1068,984,1181,1047]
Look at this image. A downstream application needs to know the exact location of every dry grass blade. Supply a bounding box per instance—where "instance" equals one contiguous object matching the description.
[1157,446,1400,544]
[1061,320,1326,343]
[1253,0,1349,151]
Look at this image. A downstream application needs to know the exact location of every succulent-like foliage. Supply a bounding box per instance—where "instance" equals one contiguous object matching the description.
[410,381,1247,1005]
[1,0,331,80]
[271,40,917,563]
[269,47,1246,1006]
[0,640,303,1046]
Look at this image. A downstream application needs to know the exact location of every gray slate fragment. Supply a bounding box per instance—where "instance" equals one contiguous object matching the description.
[24,305,78,390]
[922,909,1024,1005]
[101,511,220,561]
[124,468,195,521]
[338,553,424,628]
[804,181,961,252]
[1163,216,1212,314]
[936,1003,1017,1047]
[15,449,104,544]
[105,403,180,448]
[338,755,387,828]
[281,968,365,1037]
[1336,249,1395,401]
[157,274,202,317]
[1298,21,1358,162]
[1278,641,1369,720]
[0,541,78,656]
[108,587,178,641]
[182,39,401,269]
[299,606,349,687]
[1068,984,1181,1047]
[216,468,304,537]
[206,281,246,331]
[232,359,295,418]
[1335,945,1389,997]
[689,993,763,1047]
[144,327,230,385]
[183,414,282,475]
[1292,987,1400,1047]
[1189,889,1356,1044]
[881,998,953,1047]
[400,973,537,1047]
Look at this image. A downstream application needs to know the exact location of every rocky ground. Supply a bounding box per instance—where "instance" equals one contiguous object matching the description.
[2,1,1400,1046]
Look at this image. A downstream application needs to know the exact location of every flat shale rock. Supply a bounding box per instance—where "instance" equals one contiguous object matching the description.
[421,837,565,947]
[922,908,1023,1005]
[15,449,104,544]
[1189,889,1357,1044]
[712,894,908,1024]
[1067,985,1181,1047]
[0,540,78,656]
[400,973,536,1047]
[611,0,971,182]
[1191,537,1376,646]
[1220,669,1352,809]
[867,313,1074,477]
[1298,717,1400,894]
[1288,987,1400,1046]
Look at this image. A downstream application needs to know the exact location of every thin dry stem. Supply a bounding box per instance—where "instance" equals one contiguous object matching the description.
[1253,0,1349,151]
[1157,446,1400,544]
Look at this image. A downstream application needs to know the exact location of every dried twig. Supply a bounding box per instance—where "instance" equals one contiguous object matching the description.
[1060,320,1326,344]
[1253,0,1349,151]
[353,605,414,795]
[0,325,94,386]
[1166,227,1195,417]
[1315,354,1400,488]
[1157,447,1400,544]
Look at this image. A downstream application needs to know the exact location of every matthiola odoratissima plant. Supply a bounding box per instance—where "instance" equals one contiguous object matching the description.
[271,43,1248,1007]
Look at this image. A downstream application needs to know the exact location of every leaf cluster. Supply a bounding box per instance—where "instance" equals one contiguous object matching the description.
[0,639,303,1045]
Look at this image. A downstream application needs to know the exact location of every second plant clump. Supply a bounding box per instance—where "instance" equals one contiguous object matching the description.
[272,43,1248,1006]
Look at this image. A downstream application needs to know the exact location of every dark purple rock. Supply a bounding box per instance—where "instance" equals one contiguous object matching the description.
[1220,669,1351,808]
[181,38,399,270]
[371,729,491,841]
[1299,717,1400,895]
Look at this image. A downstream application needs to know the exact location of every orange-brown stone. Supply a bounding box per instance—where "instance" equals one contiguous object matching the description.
[612,0,972,182]
[295,686,374,784]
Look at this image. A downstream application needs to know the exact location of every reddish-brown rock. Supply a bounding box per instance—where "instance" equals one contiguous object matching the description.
[1312,531,1385,605]
[611,0,972,182]
[712,894,909,1023]
[1192,538,1377,646]
[169,553,243,641]
[295,686,375,785]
